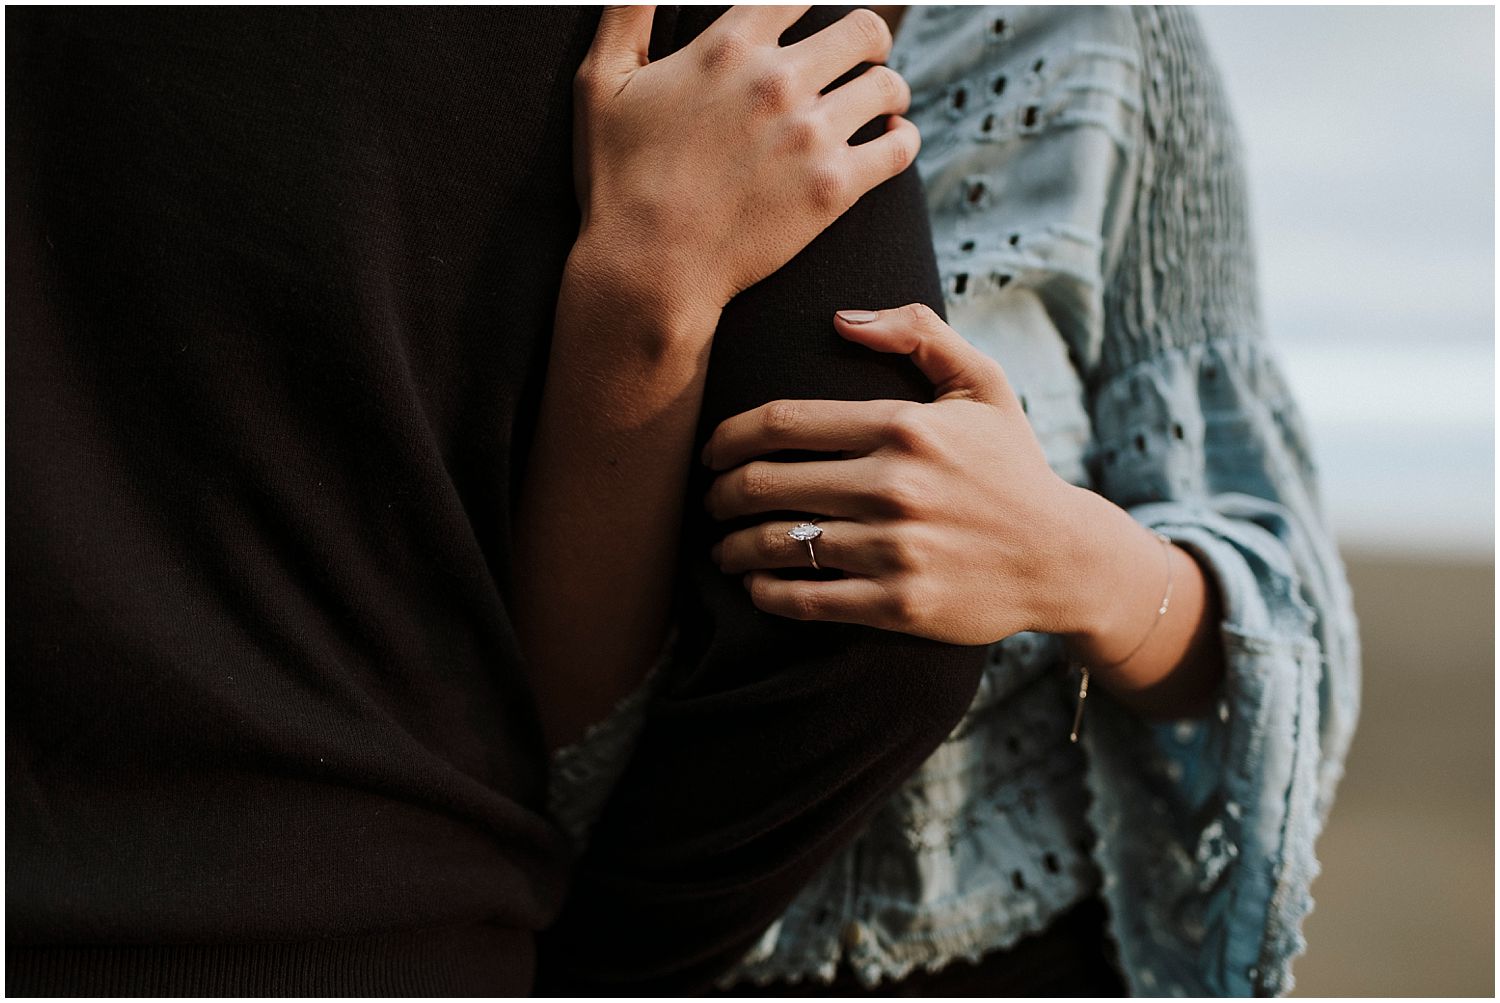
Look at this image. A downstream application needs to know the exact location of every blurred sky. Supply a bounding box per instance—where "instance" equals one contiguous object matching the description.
[1195,6,1495,557]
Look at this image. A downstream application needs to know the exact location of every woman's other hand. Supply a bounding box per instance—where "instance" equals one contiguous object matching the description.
[703,304,1226,718]
[704,303,1090,645]
[570,6,919,316]
[702,304,1181,649]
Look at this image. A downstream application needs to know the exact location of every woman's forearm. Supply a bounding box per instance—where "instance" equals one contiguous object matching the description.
[1058,485,1227,719]
[514,239,720,750]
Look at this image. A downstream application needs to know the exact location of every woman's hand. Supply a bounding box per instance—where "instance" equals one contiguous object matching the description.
[703,303,1227,717]
[570,5,919,316]
[703,303,1094,646]
[517,8,920,750]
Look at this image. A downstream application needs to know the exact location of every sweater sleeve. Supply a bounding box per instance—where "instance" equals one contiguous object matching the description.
[533,7,988,994]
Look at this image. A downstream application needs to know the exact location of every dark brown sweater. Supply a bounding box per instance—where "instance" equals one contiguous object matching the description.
[6,7,984,995]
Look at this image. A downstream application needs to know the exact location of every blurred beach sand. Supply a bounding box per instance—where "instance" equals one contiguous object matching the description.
[1291,550,1494,996]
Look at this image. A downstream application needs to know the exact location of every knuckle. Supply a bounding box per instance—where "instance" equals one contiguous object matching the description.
[805,163,850,214]
[700,30,752,75]
[952,358,1001,400]
[882,534,916,572]
[872,65,905,105]
[888,125,918,174]
[901,302,942,331]
[739,462,777,502]
[758,523,788,556]
[948,360,984,391]
[783,112,821,153]
[888,579,929,623]
[747,574,775,608]
[881,472,929,517]
[761,400,803,438]
[885,407,932,451]
[750,67,797,114]
[787,585,822,621]
[847,7,893,56]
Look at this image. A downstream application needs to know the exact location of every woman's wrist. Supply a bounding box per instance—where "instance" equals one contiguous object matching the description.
[1051,484,1226,716]
[1048,484,1176,662]
[565,228,725,354]
[518,237,723,751]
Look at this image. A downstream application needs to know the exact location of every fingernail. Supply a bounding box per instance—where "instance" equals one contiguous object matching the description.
[836,309,879,324]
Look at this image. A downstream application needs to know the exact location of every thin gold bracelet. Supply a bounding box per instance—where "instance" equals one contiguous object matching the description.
[1069,529,1175,743]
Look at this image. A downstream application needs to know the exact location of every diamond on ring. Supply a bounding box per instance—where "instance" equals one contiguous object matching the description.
[788,521,823,569]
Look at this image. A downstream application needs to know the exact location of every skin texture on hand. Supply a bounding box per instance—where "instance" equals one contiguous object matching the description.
[514,6,923,750]
[704,303,1227,719]
[571,4,920,311]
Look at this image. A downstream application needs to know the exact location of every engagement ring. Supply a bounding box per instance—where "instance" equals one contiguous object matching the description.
[787,521,823,570]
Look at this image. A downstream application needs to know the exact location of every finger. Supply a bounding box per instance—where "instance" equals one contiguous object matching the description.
[716,5,814,42]
[703,398,906,470]
[833,303,1012,404]
[705,458,889,521]
[840,115,922,201]
[784,7,893,90]
[713,519,891,576]
[589,6,658,73]
[744,571,895,629]
[818,64,910,138]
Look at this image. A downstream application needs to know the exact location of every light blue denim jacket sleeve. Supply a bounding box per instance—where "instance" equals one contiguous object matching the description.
[548,7,1361,996]
[894,6,1361,995]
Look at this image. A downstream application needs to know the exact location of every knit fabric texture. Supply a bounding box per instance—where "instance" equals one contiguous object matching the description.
[9,7,986,996]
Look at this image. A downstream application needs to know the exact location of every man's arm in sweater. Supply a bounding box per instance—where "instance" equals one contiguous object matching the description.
[534,8,987,993]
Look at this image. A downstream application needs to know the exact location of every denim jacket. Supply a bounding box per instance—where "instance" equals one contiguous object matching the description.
[550,6,1361,996]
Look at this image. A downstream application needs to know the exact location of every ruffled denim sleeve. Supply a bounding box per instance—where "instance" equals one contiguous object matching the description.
[1063,7,1362,996]
[901,5,1361,994]
[1079,336,1362,997]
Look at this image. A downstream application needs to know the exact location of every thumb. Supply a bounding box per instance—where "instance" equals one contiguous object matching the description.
[833,304,1011,405]
[589,6,658,75]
